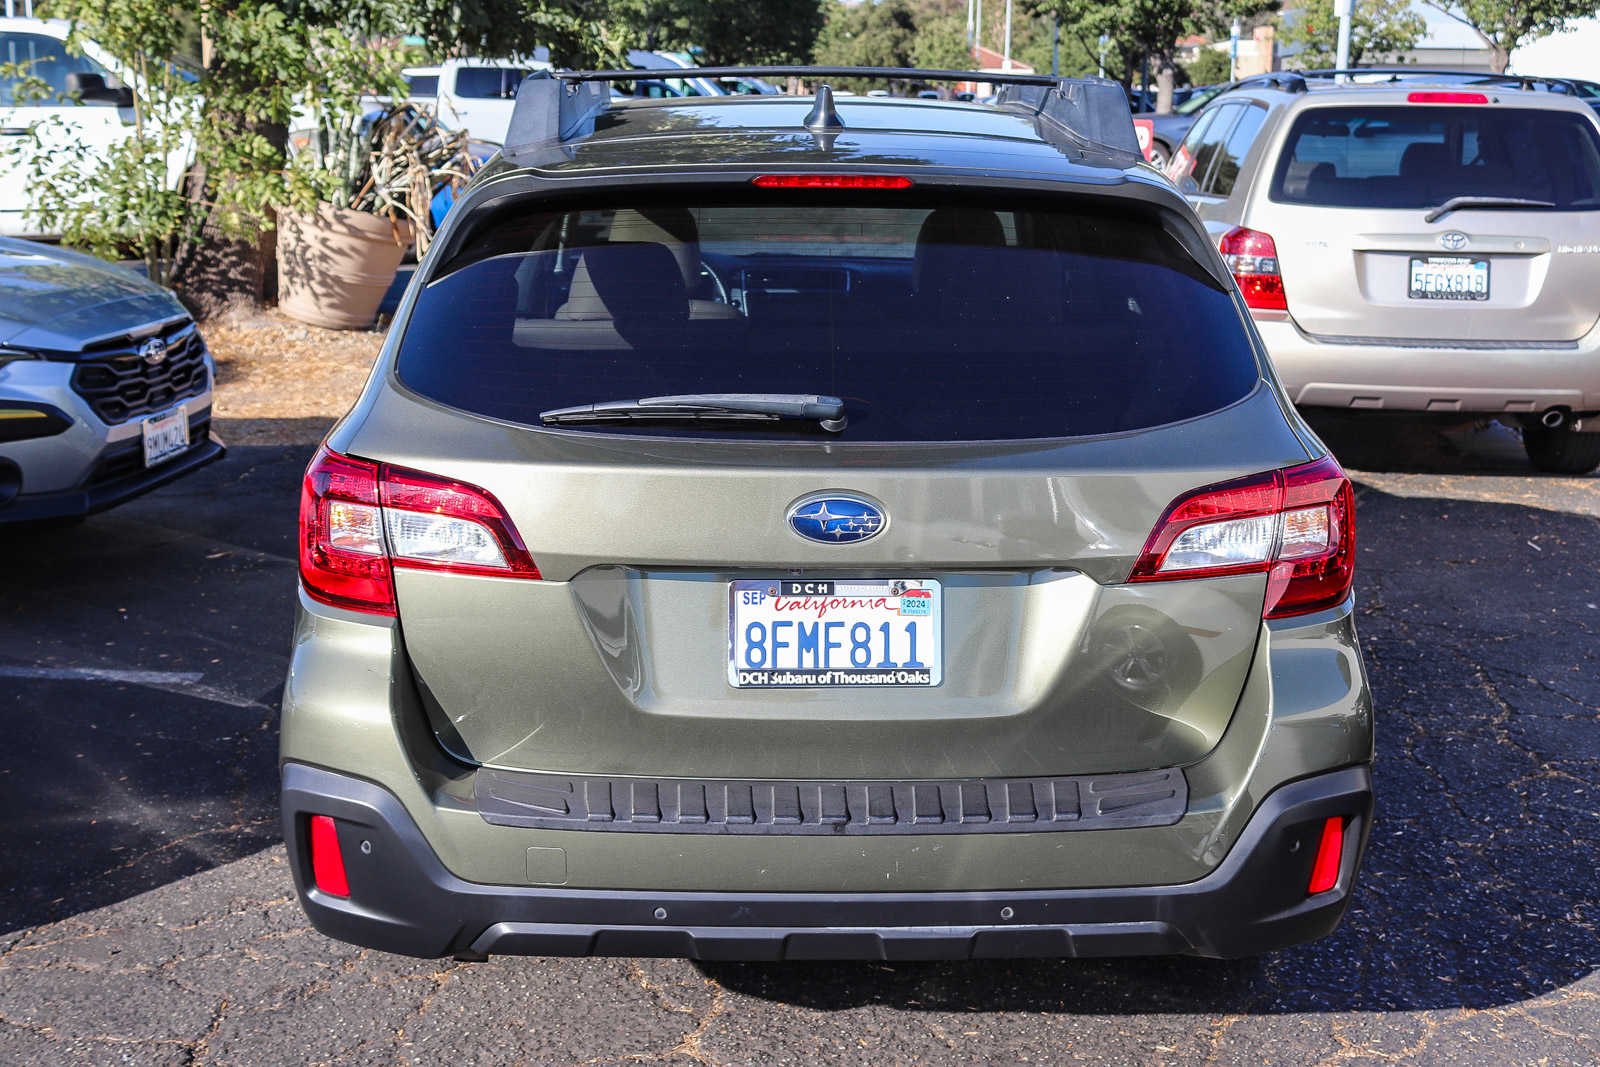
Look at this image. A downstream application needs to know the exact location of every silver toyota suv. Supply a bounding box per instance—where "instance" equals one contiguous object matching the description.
[1167,73,1600,473]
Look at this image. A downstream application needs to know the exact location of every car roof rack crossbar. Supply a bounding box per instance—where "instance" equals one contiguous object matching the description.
[506,65,1142,159]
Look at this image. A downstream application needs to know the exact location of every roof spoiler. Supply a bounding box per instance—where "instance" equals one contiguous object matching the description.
[504,66,1140,159]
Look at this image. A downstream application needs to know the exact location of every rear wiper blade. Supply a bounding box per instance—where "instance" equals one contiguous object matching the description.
[539,393,847,432]
[1424,196,1557,223]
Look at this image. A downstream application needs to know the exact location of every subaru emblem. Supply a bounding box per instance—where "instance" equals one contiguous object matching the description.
[139,338,167,366]
[787,493,886,544]
[1438,231,1468,251]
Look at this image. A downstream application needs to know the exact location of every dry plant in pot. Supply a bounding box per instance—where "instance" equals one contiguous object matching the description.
[277,33,478,329]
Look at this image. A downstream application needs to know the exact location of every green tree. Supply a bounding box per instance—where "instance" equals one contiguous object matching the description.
[1029,0,1278,111]
[913,12,977,70]
[814,0,919,89]
[1186,44,1233,83]
[1282,0,1425,67]
[1424,0,1593,73]
[682,0,828,65]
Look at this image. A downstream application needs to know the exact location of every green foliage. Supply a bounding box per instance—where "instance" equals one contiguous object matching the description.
[1186,45,1233,84]
[4,0,200,285]
[1281,0,1425,67]
[913,12,976,71]
[1423,0,1595,72]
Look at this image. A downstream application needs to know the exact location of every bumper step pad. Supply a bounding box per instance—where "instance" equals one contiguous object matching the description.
[475,766,1187,835]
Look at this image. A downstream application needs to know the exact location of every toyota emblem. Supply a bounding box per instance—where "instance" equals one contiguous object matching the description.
[139,338,167,366]
[1438,231,1469,251]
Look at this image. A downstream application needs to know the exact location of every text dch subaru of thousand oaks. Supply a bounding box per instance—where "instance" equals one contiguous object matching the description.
[282,68,1374,962]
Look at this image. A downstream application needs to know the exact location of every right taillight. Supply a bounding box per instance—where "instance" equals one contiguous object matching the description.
[1219,226,1287,311]
[1131,456,1355,619]
[299,446,540,616]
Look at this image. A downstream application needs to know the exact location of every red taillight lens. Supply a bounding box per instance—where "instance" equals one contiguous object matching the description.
[1407,91,1487,104]
[751,174,913,189]
[1307,816,1344,894]
[1265,457,1356,618]
[298,446,540,615]
[1131,456,1356,619]
[1219,226,1287,311]
[309,814,350,897]
[300,447,395,615]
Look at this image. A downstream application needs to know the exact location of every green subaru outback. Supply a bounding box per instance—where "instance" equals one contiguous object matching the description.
[282,68,1373,961]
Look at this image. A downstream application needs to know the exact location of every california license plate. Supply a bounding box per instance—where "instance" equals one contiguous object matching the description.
[729,579,942,688]
[1408,256,1489,301]
[141,404,189,468]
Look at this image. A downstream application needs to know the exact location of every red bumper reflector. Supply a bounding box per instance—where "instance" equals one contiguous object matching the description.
[752,174,913,189]
[309,815,351,897]
[1308,816,1344,894]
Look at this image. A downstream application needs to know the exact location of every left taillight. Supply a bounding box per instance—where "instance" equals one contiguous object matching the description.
[1219,226,1287,312]
[1130,455,1355,619]
[299,445,540,616]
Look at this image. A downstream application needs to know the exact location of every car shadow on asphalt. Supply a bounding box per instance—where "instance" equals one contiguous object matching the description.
[699,480,1600,1014]
[0,442,313,934]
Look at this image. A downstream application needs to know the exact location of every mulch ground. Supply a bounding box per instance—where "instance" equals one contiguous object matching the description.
[205,309,385,447]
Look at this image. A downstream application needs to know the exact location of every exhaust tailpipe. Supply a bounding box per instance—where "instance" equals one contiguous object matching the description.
[1540,408,1567,429]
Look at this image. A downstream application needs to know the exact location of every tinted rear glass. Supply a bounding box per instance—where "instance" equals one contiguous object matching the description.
[1271,105,1600,209]
[396,195,1260,442]
[404,74,438,97]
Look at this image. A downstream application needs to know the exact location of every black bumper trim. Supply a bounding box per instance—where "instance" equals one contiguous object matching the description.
[476,765,1187,835]
[0,434,224,523]
[282,762,1372,960]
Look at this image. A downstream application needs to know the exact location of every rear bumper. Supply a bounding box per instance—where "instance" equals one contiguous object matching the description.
[282,761,1373,961]
[1254,317,1600,414]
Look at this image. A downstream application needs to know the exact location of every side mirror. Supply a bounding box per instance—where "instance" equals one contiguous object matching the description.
[65,71,134,108]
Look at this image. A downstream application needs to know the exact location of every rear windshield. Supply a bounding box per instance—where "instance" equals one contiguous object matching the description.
[1271,105,1600,210]
[395,195,1261,442]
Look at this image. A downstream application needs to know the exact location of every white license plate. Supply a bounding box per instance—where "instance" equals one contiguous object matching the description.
[141,404,189,468]
[729,579,942,688]
[1408,256,1489,301]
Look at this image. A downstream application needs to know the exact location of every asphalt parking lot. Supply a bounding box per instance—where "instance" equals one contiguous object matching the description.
[1,415,1596,1065]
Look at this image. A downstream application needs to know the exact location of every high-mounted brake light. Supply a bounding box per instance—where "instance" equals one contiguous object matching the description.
[299,446,540,615]
[1407,91,1488,104]
[1130,455,1355,619]
[1219,227,1287,311]
[752,174,914,189]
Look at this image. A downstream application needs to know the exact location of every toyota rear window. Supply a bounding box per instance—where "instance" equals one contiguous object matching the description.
[395,194,1261,442]
[1271,106,1600,209]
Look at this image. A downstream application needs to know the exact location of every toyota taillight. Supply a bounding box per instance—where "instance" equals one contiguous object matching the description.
[1130,455,1355,619]
[1219,226,1287,311]
[299,446,540,615]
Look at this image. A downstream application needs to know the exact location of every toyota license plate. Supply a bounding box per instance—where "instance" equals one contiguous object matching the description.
[1408,256,1489,301]
[141,404,189,468]
[729,579,942,688]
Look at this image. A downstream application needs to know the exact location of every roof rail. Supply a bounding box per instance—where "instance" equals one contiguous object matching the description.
[503,71,610,156]
[505,65,1141,159]
[1285,67,1582,93]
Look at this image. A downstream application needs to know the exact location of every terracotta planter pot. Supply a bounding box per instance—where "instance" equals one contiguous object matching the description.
[276,204,410,330]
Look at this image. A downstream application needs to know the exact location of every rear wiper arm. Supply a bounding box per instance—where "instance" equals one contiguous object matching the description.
[540,393,847,432]
[1424,196,1557,223]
